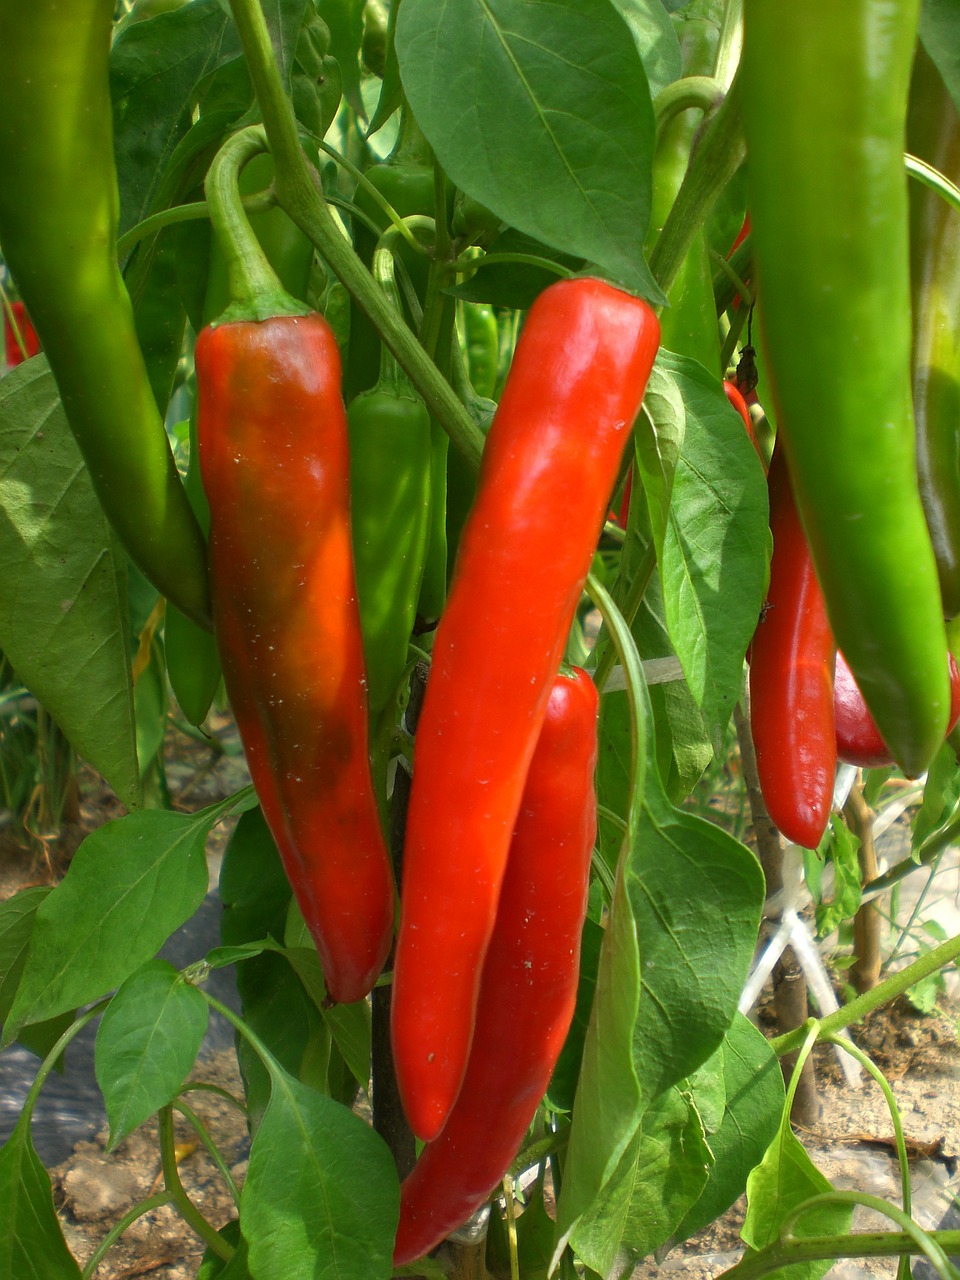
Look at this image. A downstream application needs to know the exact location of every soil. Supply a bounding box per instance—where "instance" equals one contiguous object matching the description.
[1,723,959,1279]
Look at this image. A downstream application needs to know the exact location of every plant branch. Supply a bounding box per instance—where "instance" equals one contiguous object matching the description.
[770,930,960,1055]
[225,0,485,471]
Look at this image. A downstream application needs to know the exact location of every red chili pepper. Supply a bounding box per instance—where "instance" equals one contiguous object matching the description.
[749,441,836,848]
[723,378,764,466]
[393,667,598,1267]
[196,313,395,1004]
[835,649,960,768]
[392,276,659,1141]
[3,299,41,366]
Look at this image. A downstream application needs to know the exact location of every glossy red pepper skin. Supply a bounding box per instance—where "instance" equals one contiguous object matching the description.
[196,313,394,1004]
[835,650,960,768]
[749,442,836,848]
[392,276,660,1141]
[393,668,598,1267]
[3,301,40,367]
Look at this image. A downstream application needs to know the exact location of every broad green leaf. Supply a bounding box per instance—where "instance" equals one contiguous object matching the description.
[0,1115,82,1279]
[0,888,51,1031]
[628,798,765,1099]
[570,1086,711,1276]
[648,353,769,743]
[320,0,365,114]
[673,1013,784,1243]
[95,959,209,1149]
[232,950,330,1128]
[286,943,373,1089]
[612,0,682,97]
[914,739,960,854]
[545,915,603,1113]
[920,0,960,115]
[219,807,292,950]
[560,664,763,1264]
[742,1121,853,1280]
[0,362,140,807]
[0,887,72,1061]
[4,807,217,1042]
[111,0,233,233]
[197,1220,251,1278]
[552,867,644,1262]
[240,1065,398,1279]
[814,816,862,939]
[396,0,664,299]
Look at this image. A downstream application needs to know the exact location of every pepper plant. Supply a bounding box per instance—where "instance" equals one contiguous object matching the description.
[1,0,960,1277]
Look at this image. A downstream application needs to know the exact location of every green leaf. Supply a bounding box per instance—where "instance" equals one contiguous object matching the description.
[0,1115,82,1278]
[914,739,960,854]
[645,353,770,743]
[240,1065,398,1278]
[570,1086,711,1275]
[4,807,217,1042]
[553,866,644,1262]
[197,1219,251,1278]
[920,0,960,116]
[320,0,365,114]
[95,959,209,1149]
[741,1109,853,1280]
[815,816,862,939]
[396,0,664,299]
[0,362,140,807]
[628,798,765,1099]
[673,1013,785,1243]
[285,942,373,1089]
[0,888,51,1032]
[219,807,292,950]
[110,0,233,234]
[558,663,764,1264]
[545,915,603,1113]
[611,0,682,98]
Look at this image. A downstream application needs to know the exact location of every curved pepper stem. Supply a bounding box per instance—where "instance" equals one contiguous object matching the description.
[204,125,308,323]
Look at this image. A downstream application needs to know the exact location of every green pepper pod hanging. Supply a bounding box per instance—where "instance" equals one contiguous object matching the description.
[347,247,432,722]
[0,0,210,627]
[741,0,950,777]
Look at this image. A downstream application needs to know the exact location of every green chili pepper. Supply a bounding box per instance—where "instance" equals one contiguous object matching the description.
[461,302,499,400]
[741,0,950,777]
[0,0,210,627]
[908,44,960,620]
[348,247,432,727]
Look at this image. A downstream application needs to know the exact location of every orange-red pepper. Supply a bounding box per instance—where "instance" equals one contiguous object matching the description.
[392,276,659,1140]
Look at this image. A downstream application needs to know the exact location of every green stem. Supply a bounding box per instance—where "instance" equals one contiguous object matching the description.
[905,152,960,214]
[714,235,753,315]
[158,1105,234,1262]
[824,1035,911,1221]
[225,0,485,471]
[592,539,657,692]
[115,201,211,260]
[783,1194,956,1277]
[451,250,572,278]
[80,1192,172,1279]
[205,124,303,320]
[770,930,960,1055]
[653,75,724,135]
[720,1232,960,1280]
[649,72,746,297]
[173,1098,242,1207]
